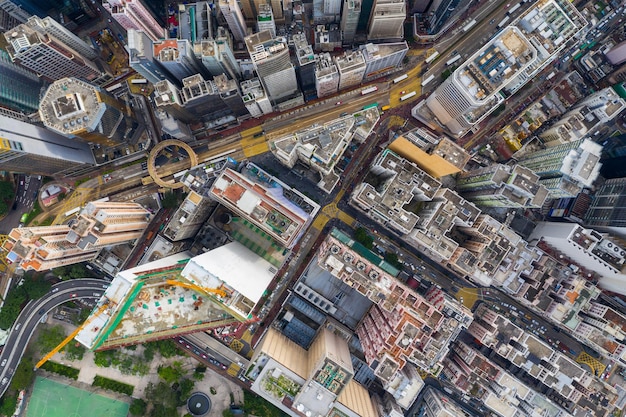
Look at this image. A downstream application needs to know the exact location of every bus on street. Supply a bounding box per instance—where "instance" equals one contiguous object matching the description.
[400,92,416,101]
[421,74,435,87]
[393,74,408,84]
[425,51,440,64]
[361,86,378,95]
[446,55,462,66]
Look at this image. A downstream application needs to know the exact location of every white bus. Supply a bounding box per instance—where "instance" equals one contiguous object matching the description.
[508,3,521,14]
[131,78,148,84]
[463,19,477,32]
[393,74,409,84]
[497,16,510,28]
[361,86,379,95]
[421,74,435,87]
[105,82,123,92]
[446,55,462,66]
[425,51,440,64]
[400,91,417,101]
[64,207,80,217]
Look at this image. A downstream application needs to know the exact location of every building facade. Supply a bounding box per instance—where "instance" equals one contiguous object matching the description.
[103,0,165,42]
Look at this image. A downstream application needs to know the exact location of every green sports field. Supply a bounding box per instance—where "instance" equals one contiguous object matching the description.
[26,377,129,417]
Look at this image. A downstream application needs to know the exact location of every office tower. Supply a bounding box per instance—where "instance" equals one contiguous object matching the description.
[213,74,249,119]
[178,2,214,44]
[0,47,42,113]
[245,31,300,106]
[127,29,172,84]
[315,25,341,52]
[199,37,241,80]
[0,0,30,31]
[599,134,626,179]
[256,3,275,37]
[180,74,232,125]
[340,0,360,44]
[154,79,195,123]
[240,78,272,117]
[219,0,247,42]
[585,177,626,228]
[214,28,241,79]
[367,0,405,40]
[39,77,141,147]
[0,113,95,176]
[335,49,366,90]
[264,0,283,22]
[3,20,104,82]
[103,0,165,42]
[209,166,318,248]
[248,328,377,417]
[324,0,341,19]
[517,139,602,199]
[457,164,549,208]
[360,41,408,79]
[292,33,316,97]
[414,0,586,138]
[155,109,192,140]
[154,39,208,83]
[163,191,215,241]
[3,201,150,271]
[539,87,626,146]
[26,15,97,60]
[419,388,470,417]
[127,29,168,84]
[315,52,339,98]
[76,242,275,349]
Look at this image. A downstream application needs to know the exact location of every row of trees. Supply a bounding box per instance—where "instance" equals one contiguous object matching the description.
[0,272,51,329]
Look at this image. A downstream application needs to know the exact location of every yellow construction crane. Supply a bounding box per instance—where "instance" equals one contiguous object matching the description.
[165,279,227,298]
[35,303,109,369]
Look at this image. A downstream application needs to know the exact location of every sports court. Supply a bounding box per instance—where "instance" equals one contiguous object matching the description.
[26,377,129,417]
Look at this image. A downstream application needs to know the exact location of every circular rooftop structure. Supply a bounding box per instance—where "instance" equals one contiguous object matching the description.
[147,139,198,189]
[187,392,211,416]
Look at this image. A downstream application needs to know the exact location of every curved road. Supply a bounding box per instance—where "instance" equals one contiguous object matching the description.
[0,279,108,397]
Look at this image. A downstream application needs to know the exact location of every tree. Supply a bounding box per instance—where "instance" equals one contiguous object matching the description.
[37,325,66,353]
[129,398,147,416]
[157,363,183,384]
[153,339,180,358]
[354,227,374,250]
[22,272,51,299]
[0,285,27,329]
[64,341,86,361]
[384,252,402,270]
[179,378,194,402]
[162,191,180,209]
[94,350,116,367]
[0,393,17,416]
[10,357,35,390]
[0,180,15,216]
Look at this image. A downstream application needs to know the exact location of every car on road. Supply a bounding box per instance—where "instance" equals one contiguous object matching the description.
[1,359,6,367]
[335,101,342,105]
[400,90,406,94]
[38,309,45,315]
[52,288,59,293]
[1,378,7,385]
[70,293,77,298]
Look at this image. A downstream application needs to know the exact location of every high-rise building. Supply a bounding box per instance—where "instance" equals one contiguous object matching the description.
[103,0,165,42]
[335,49,366,90]
[457,164,549,208]
[3,201,150,271]
[539,87,626,147]
[248,327,378,417]
[256,2,275,37]
[213,74,249,119]
[360,41,408,79]
[198,36,241,80]
[154,79,195,123]
[420,387,471,417]
[209,166,318,248]
[180,74,233,125]
[414,0,586,138]
[154,39,208,83]
[0,113,95,176]
[127,29,171,85]
[219,0,247,42]
[245,31,300,106]
[0,47,42,113]
[0,0,30,31]
[3,20,105,82]
[340,0,360,44]
[529,222,626,296]
[25,15,97,59]
[585,177,626,228]
[367,0,405,40]
[240,78,272,117]
[315,52,340,98]
[39,77,141,147]
[163,191,215,241]
[517,138,603,198]
[292,33,316,97]
[323,0,341,19]
[318,228,472,409]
